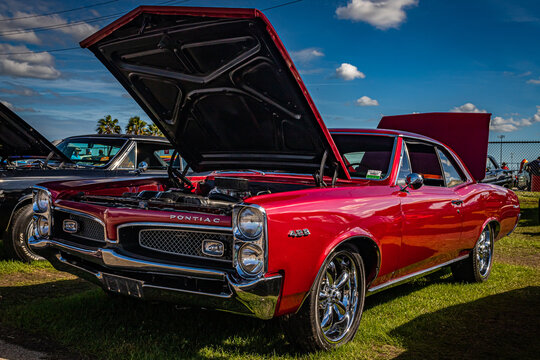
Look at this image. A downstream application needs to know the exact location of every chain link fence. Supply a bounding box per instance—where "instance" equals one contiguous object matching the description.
[487,141,540,171]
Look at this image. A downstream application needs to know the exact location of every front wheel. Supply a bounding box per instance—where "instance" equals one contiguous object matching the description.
[4,204,44,262]
[282,244,366,351]
[451,225,494,283]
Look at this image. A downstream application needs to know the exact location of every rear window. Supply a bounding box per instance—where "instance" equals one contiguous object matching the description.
[332,134,395,179]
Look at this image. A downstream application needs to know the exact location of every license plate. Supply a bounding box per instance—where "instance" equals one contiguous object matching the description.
[102,273,143,298]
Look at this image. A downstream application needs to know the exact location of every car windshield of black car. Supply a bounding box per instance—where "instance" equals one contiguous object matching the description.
[55,138,127,167]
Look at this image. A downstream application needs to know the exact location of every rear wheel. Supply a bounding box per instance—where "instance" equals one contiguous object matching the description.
[4,204,43,262]
[452,225,493,283]
[282,244,366,351]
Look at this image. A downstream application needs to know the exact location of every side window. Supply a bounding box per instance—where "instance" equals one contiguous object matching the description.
[118,146,136,169]
[405,140,444,187]
[397,142,412,186]
[136,142,180,170]
[437,148,466,187]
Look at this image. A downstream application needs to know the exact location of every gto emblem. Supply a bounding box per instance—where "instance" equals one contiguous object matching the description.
[63,219,79,233]
[288,229,310,237]
[169,214,220,223]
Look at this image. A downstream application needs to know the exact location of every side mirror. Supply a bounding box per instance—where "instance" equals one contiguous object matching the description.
[401,173,423,192]
[137,161,148,172]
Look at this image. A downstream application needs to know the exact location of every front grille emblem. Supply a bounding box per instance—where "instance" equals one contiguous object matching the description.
[202,240,224,257]
[63,219,79,233]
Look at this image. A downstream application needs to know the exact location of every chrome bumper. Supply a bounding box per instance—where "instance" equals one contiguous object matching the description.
[29,237,282,320]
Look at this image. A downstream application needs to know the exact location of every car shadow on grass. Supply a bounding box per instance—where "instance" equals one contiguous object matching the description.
[389,286,540,359]
[518,206,539,227]
[0,278,299,359]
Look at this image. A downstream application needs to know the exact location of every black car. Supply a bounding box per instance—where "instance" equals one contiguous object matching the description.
[481,155,514,188]
[0,102,178,262]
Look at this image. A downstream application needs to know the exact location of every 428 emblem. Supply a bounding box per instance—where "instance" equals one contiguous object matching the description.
[288,229,311,237]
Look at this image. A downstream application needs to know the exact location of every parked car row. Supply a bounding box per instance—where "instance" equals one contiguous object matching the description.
[2,6,521,352]
[0,102,179,261]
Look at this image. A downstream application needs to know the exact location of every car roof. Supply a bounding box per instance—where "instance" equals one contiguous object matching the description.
[329,128,437,142]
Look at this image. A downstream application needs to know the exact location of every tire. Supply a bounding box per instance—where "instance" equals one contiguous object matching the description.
[281,244,366,351]
[4,204,44,262]
[451,225,494,283]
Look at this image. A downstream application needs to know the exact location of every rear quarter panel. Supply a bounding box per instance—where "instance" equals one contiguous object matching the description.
[461,183,520,247]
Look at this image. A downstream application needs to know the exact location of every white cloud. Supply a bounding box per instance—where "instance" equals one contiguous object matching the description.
[336,0,419,30]
[0,11,100,44]
[335,63,365,80]
[527,77,540,84]
[356,95,379,106]
[290,48,324,63]
[450,102,487,113]
[0,44,61,79]
[450,103,540,132]
[490,116,519,132]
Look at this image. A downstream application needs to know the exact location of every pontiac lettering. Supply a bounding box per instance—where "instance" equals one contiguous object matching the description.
[169,214,220,223]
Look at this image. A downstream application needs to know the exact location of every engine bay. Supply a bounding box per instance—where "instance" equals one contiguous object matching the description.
[79,177,311,215]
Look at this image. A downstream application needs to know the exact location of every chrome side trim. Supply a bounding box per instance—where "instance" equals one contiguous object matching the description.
[367,254,469,294]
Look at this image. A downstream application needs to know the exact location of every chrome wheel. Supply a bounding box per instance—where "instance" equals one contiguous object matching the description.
[316,252,359,343]
[476,227,492,277]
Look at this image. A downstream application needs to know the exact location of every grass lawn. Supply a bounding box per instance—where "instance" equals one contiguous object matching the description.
[0,192,538,359]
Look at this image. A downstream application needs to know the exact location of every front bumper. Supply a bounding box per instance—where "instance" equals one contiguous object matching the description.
[29,237,281,320]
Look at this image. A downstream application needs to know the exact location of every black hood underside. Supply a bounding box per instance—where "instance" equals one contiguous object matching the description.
[82,7,345,176]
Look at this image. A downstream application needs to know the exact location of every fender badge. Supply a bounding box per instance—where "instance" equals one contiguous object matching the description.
[63,219,79,233]
[288,229,310,237]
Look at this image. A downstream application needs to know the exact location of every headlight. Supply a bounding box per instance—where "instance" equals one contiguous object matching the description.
[35,216,50,238]
[237,207,263,239]
[238,244,264,275]
[33,189,50,213]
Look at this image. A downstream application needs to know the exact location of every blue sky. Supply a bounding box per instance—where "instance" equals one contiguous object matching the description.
[0,0,539,142]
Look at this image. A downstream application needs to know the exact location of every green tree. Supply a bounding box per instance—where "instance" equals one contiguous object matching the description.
[147,124,164,137]
[125,116,148,135]
[96,115,121,134]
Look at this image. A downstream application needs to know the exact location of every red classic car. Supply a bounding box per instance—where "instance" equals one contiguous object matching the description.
[29,7,520,351]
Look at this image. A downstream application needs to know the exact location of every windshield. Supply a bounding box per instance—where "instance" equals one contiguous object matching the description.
[56,137,127,167]
[332,134,395,180]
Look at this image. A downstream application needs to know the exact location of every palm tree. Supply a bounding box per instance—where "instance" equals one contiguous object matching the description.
[96,115,121,134]
[147,124,164,137]
[125,116,148,135]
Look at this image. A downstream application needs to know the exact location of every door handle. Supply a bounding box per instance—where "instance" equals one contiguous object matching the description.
[451,200,463,206]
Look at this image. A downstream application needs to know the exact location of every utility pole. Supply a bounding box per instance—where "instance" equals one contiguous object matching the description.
[498,135,505,164]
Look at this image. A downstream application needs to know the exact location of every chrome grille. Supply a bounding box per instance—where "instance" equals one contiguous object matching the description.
[67,214,105,242]
[139,229,232,260]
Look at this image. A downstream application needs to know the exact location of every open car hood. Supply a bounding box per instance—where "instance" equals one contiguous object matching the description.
[378,112,491,181]
[80,6,348,177]
[0,101,72,163]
